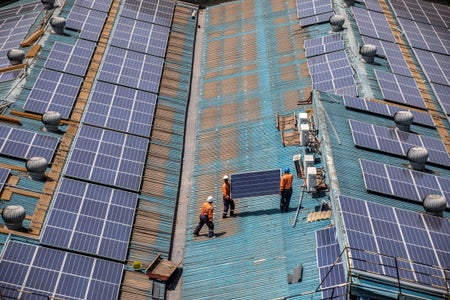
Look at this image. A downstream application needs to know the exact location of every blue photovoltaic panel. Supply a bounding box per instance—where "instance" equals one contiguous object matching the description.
[44,40,96,77]
[0,241,123,300]
[374,69,426,109]
[390,0,449,29]
[316,227,347,300]
[98,46,164,94]
[41,178,138,261]
[299,12,334,28]
[230,169,280,199]
[0,125,59,162]
[351,7,395,42]
[431,83,450,116]
[304,34,344,58]
[66,6,108,41]
[0,69,22,83]
[343,96,435,128]
[110,16,170,57]
[339,194,449,290]
[120,0,175,27]
[24,69,83,119]
[84,81,156,137]
[349,119,450,167]
[296,0,332,19]
[397,18,450,55]
[381,42,412,77]
[360,159,450,208]
[0,10,40,69]
[0,167,10,191]
[307,50,357,96]
[360,0,383,13]
[74,0,113,12]
[65,125,148,192]
[414,49,450,86]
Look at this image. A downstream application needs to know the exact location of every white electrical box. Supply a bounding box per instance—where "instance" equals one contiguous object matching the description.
[299,123,309,146]
[303,154,314,173]
[298,112,308,125]
[306,167,317,192]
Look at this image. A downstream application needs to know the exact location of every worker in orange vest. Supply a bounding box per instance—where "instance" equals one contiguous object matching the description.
[193,196,215,238]
[222,175,235,218]
[280,167,293,213]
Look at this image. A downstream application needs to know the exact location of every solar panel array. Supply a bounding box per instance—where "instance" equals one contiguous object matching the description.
[360,0,383,13]
[120,0,175,27]
[83,81,156,137]
[299,12,334,28]
[110,16,170,57]
[74,0,113,13]
[359,159,450,208]
[44,39,96,77]
[397,18,450,55]
[296,0,333,20]
[413,49,450,87]
[230,169,281,199]
[66,6,108,41]
[431,83,450,116]
[0,241,123,300]
[0,9,39,69]
[351,7,395,42]
[24,69,83,119]
[316,227,347,300]
[0,124,59,162]
[381,42,412,77]
[41,178,138,261]
[349,119,450,167]
[0,167,10,192]
[307,50,357,96]
[374,69,426,109]
[304,34,344,58]
[65,125,148,192]
[390,0,449,29]
[339,194,449,290]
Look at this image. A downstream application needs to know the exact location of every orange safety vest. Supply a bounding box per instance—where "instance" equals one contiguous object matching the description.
[201,202,214,221]
[280,173,293,191]
[222,181,231,199]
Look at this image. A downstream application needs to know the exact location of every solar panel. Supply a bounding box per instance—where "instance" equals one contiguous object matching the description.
[41,178,138,261]
[120,0,175,27]
[431,83,450,116]
[316,227,347,300]
[0,11,40,68]
[374,69,426,109]
[339,194,449,290]
[296,0,333,19]
[110,16,170,57]
[74,0,113,12]
[0,68,22,83]
[0,240,123,300]
[66,6,108,41]
[359,159,450,208]
[44,39,96,77]
[397,18,450,55]
[230,169,280,199]
[97,46,164,94]
[0,167,10,191]
[343,96,435,128]
[24,69,83,119]
[390,0,449,29]
[299,12,334,28]
[351,7,395,42]
[361,36,387,58]
[380,42,412,77]
[65,125,148,192]
[0,125,59,162]
[413,49,450,86]
[360,0,383,13]
[304,34,344,58]
[83,81,156,137]
[350,119,450,167]
[307,50,357,96]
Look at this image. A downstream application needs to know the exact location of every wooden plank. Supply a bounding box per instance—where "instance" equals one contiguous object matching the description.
[26,44,42,58]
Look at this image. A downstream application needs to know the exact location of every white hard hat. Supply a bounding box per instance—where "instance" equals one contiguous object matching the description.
[207,196,214,202]
[223,175,229,180]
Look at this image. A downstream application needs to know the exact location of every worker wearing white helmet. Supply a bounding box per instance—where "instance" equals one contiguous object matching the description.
[222,175,235,218]
[193,196,215,238]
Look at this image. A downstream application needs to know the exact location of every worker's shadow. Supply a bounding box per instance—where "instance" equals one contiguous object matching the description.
[233,207,285,217]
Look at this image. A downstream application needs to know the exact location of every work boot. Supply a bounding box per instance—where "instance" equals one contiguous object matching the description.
[222,213,227,219]
[230,210,234,217]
